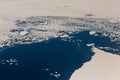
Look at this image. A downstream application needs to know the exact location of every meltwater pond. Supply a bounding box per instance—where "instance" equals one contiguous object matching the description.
[0,31,119,80]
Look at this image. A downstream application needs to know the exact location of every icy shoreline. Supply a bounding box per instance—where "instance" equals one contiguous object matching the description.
[69,46,120,80]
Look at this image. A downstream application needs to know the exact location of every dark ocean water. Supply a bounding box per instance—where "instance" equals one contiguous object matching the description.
[0,31,119,80]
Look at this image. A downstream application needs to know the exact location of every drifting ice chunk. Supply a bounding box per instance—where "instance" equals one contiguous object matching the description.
[89,31,96,35]
[60,34,69,38]
[86,44,95,47]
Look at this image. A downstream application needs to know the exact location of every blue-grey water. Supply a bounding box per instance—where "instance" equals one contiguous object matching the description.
[0,31,119,80]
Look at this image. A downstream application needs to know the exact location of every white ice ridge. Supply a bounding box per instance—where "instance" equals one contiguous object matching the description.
[0,16,120,48]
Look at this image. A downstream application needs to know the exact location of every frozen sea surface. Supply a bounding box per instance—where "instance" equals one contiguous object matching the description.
[0,16,120,80]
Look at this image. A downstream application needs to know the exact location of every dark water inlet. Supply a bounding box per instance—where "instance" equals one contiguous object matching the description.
[0,31,119,80]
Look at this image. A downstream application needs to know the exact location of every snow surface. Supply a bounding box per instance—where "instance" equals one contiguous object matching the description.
[0,0,120,18]
[70,46,120,80]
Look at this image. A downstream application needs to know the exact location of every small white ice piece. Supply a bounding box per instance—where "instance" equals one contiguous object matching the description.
[60,34,69,38]
[89,31,96,35]
[20,31,29,36]
[86,44,95,47]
